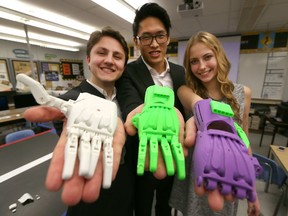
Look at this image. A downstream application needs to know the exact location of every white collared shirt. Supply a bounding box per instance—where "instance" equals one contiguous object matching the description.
[87,79,121,117]
[141,56,173,89]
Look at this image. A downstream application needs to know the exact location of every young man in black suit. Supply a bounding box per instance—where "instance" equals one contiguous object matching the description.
[23,27,135,216]
[116,3,186,216]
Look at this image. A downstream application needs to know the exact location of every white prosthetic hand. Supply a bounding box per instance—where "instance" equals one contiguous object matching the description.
[16,74,117,188]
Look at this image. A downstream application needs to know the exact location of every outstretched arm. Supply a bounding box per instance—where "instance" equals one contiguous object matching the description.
[19,74,126,205]
[185,98,261,214]
[45,118,125,205]
[177,85,202,111]
[24,107,126,205]
[24,106,64,122]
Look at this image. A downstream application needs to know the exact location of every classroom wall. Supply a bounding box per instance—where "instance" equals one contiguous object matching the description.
[238,52,288,100]
[1,36,287,102]
[0,39,90,90]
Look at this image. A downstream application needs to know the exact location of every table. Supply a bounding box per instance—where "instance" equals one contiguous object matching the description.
[270,145,288,175]
[0,107,31,127]
[259,114,288,148]
[270,145,288,216]
[0,131,66,216]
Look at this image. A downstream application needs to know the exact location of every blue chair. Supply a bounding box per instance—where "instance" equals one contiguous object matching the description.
[5,129,35,143]
[36,122,57,134]
[253,152,287,216]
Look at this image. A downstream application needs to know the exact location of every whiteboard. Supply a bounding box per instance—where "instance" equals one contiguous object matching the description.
[238,53,268,99]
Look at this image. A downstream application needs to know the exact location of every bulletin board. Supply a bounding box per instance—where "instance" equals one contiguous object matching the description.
[60,59,84,80]
[12,60,39,80]
[41,62,60,81]
[0,59,11,91]
[41,62,61,89]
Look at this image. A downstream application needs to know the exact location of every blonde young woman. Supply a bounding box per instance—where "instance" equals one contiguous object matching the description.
[169,31,261,216]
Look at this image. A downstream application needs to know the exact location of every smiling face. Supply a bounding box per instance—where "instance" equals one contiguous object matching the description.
[87,36,126,89]
[189,42,218,84]
[135,17,170,73]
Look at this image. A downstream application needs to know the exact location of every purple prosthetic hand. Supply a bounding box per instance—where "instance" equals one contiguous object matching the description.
[193,99,262,202]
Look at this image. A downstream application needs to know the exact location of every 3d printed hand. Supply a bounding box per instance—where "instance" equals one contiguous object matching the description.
[16,74,117,188]
[132,85,185,180]
[193,99,262,202]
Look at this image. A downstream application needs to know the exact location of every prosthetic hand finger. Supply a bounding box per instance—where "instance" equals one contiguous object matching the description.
[103,137,113,188]
[170,136,185,180]
[160,137,174,176]
[137,134,148,175]
[85,135,102,179]
[78,131,91,177]
[149,136,158,172]
[16,74,66,110]
[62,127,79,179]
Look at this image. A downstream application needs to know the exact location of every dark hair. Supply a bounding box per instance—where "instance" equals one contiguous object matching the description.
[86,26,129,65]
[132,3,171,37]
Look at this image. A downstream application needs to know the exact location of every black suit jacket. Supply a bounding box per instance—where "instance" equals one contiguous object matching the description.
[116,57,186,120]
[59,80,105,101]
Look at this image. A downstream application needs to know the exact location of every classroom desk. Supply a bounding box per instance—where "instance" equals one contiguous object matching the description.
[270,145,288,175]
[0,107,31,127]
[0,131,66,216]
[270,145,288,216]
[259,114,288,148]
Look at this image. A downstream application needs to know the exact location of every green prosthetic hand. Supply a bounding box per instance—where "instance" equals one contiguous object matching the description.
[132,85,185,180]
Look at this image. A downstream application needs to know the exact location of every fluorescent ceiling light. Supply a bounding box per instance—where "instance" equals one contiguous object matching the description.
[0,11,90,40]
[123,0,150,10]
[0,26,80,52]
[0,34,79,52]
[90,0,150,23]
[1,25,81,47]
[91,0,135,23]
[0,1,96,40]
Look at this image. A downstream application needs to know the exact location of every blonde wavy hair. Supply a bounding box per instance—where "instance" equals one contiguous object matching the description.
[184,31,241,124]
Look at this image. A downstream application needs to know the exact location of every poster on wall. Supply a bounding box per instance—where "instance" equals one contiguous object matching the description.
[60,59,84,80]
[41,62,60,89]
[166,41,178,57]
[12,60,38,80]
[41,62,60,81]
[0,59,12,91]
[240,31,288,53]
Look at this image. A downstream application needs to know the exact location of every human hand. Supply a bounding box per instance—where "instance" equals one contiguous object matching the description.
[24,107,126,205]
[45,118,125,205]
[247,196,261,216]
[125,85,186,180]
[17,74,119,189]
